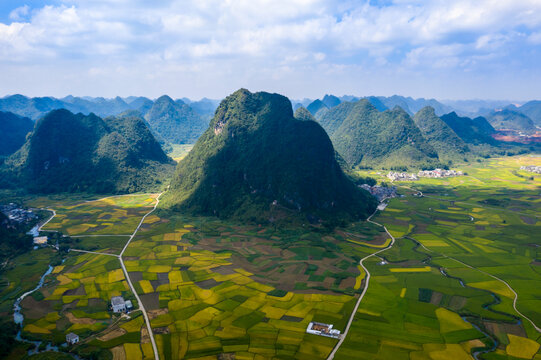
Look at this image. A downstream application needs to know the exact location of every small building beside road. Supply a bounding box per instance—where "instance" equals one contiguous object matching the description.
[111,296,126,313]
[66,332,79,345]
[33,236,48,245]
[306,322,341,338]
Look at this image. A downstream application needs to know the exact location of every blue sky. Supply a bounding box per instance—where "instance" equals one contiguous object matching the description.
[0,0,540,101]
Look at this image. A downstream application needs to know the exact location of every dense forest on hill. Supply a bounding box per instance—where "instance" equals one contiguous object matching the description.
[163,89,377,226]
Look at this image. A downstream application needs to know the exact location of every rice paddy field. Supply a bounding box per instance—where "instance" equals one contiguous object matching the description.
[3,155,541,360]
[337,155,541,359]
[39,194,159,236]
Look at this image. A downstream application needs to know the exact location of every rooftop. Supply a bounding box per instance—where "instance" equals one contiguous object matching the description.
[111,296,125,306]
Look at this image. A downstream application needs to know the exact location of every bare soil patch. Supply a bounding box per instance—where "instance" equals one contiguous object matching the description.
[195,278,221,289]
[153,326,170,334]
[128,272,143,282]
[64,286,86,296]
[148,308,168,320]
[212,265,236,275]
[111,345,126,360]
[66,312,96,325]
[141,327,150,343]
[157,273,169,285]
[140,293,160,311]
[520,215,537,225]
[21,296,52,319]
[98,327,127,341]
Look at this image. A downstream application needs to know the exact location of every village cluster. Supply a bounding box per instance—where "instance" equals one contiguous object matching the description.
[520,165,541,174]
[359,184,397,201]
[387,168,464,181]
[0,203,37,224]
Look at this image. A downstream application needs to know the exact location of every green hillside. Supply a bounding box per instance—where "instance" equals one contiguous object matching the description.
[327,100,439,169]
[293,106,316,121]
[413,106,470,162]
[1,109,175,193]
[317,101,355,136]
[517,100,541,126]
[306,99,329,118]
[440,112,496,144]
[0,111,34,157]
[485,109,537,133]
[144,95,208,144]
[162,89,376,225]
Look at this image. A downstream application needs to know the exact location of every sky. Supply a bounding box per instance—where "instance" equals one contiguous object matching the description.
[0,0,541,101]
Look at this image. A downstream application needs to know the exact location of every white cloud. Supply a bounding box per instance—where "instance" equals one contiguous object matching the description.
[0,0,541,98]
[9,5,30,21]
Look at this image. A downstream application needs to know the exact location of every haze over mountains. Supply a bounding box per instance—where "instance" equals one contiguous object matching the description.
[296,94,541,133]
[0,90,539,195]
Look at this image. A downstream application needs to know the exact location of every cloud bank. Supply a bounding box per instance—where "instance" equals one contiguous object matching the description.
[0,0,540,100]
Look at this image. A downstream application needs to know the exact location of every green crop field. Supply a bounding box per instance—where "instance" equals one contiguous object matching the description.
[3,155,541,359]
[338,155,541,360]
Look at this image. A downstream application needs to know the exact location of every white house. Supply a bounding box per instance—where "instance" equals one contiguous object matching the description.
[33,236,48,245]
[66,332,79,345]
[111,296,126,313]
[306,322,341,338]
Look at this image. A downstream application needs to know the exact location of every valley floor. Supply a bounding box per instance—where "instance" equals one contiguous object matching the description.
[0,155,540,360]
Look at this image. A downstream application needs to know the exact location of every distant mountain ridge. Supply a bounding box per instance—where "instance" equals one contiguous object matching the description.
[1,109,175,193]
[485,109,536,133]
[304,94,454,117]
[440,112,496,145]
[144,95,209,144]
[320,99,439,168]
[0,111,33,157]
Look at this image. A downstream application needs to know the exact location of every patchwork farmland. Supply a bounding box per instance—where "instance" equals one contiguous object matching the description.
[1,156,540,359]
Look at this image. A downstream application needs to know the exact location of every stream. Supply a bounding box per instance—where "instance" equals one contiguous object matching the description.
[12,261,79,358]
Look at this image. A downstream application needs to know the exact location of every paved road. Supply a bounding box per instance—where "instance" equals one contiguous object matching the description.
[418,240,541,334]
[327,205,396,360]
[37,209,57,232]
[406,187,541,333]
[32,193,167,358]
[119,192,165,360]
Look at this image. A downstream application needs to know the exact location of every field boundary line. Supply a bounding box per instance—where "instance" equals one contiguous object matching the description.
[327,203,396,360]
[119,191,165,360]
[414,231,541,333]
[69,249,120,257]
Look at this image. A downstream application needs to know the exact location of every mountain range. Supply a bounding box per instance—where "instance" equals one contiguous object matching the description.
[162,89,377,225]
[0,94,221,145]
[300,94,455,118]
[319,99,440,169]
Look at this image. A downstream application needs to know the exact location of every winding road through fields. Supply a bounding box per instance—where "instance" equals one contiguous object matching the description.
[119,191,164,360]
[36,193,165,359]
[404,187,541,333]
[327,204,396,360]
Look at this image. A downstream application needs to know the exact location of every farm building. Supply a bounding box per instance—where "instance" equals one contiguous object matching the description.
[306,322,341,338]
[66,332,79,344]
[125,300,133,311]
[111,296,126,312]
[33,236,48,245]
